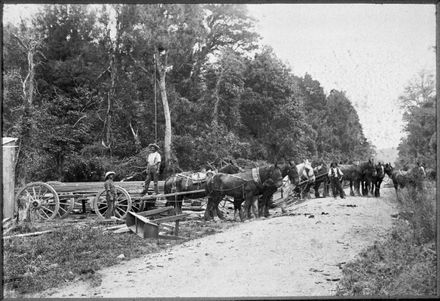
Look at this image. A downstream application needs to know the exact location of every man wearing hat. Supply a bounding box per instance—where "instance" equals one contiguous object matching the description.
[142,143,161,195]
[104,171,116,218]
[328,162,345,199]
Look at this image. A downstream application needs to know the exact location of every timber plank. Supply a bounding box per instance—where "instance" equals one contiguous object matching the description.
[151,214,188,224]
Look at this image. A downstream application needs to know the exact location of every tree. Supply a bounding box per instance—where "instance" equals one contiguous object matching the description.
[397,70,436,168]
[239,47,309,161]
[324,89,374,162]
[3,20,46,183]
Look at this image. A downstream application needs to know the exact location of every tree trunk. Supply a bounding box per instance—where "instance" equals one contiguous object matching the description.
[157,50,172,172]
[12,34,38,183]
[102,7,121,157]
[212,67,224,127]
[27,50,35,105]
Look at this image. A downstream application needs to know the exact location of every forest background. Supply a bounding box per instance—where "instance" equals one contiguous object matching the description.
[2,4,436,184]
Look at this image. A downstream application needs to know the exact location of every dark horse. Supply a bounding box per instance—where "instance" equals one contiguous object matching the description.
[204,164,283,221]
[372,162,385,197]
[164,164,241,213]
[311,162,330,198]
[339,160,377,196]
[386,163,426,200]
[257,160,300,218]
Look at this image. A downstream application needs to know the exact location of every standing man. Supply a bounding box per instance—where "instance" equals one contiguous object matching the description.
[104,171,117,218]
[142,143,161,195]
[328,162,345,199]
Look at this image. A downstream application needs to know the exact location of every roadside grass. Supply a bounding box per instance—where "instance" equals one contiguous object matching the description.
[336,181,437,296]
[3,217,236,297]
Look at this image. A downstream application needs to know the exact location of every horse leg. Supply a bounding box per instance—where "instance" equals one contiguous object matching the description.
[353,180,359,196]
[314,182,321,198]
[243,192,254,220]
[323,180,330,197]
[378,180,382,197]
[251,196,258,219]
[177,196,183,214]
[204,196,214,221]
[258,196,264,217]
[233,198,242,221]
[216,198,226,220]
[349,181,355,196]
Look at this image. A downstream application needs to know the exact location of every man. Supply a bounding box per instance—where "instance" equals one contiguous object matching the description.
[142,143,161,195]
[328,162,345,199]
[104,171,117,218]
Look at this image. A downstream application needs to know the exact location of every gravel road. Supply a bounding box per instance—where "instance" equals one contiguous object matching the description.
[37,188,397,298]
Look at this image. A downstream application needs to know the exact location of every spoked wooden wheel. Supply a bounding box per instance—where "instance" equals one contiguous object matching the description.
[94,186,131,220]
[130,199,144,213]
[57,194,75,218]
[15,182,60,221]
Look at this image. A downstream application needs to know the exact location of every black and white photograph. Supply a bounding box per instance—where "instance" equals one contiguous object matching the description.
[2,2,437,298]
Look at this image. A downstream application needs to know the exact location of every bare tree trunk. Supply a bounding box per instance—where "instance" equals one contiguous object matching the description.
[157,50,171,171]
[102,6,122,157]
[212,67,224,127]
[27,50,35,105]
[12,34,40,183]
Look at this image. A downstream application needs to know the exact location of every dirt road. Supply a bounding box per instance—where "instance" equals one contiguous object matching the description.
[37,188,397,298]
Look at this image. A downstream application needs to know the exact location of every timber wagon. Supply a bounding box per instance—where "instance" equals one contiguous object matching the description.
[14,180,203,222]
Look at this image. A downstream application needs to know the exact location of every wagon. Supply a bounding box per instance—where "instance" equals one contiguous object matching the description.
[14,180,203,222]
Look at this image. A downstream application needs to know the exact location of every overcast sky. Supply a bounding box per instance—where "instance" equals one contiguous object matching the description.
[247,4,436,150]
[3,4,436,150]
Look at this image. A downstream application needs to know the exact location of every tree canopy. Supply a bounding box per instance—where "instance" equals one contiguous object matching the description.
[3,4,375,183]
[396,70,436,169]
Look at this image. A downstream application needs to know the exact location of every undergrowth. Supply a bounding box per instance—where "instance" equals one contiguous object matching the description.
[3,218,234,296]
[336,182,437,296]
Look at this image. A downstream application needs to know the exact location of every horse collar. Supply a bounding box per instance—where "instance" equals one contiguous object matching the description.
[252,167,261,184]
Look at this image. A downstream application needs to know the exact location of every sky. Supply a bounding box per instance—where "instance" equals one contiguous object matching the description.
[3,3,436,150]
[247,4,436,150]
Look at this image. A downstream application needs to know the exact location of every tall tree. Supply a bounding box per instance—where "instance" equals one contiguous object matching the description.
[397,70,436,168]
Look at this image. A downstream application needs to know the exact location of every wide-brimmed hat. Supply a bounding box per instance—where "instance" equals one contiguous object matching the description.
[105,171,116,180]
[148,143,160,150]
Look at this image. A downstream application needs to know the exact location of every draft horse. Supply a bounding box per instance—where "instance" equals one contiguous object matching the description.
[204,164,283,221]
[163,163,241,213]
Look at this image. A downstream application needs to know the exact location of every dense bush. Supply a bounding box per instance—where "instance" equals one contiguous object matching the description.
[336,183,436,296]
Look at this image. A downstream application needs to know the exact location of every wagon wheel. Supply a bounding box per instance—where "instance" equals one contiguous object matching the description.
[57,194,75,218]
[15,182,60,221]
[94,186,131,220]
[130,199,144,213]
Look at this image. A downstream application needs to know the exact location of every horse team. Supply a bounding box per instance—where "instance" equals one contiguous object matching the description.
[163,159,427,222]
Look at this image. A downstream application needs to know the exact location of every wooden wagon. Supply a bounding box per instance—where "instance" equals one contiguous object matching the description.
[14,180,204,222]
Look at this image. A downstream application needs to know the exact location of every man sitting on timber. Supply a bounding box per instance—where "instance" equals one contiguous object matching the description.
[141,143,161,195]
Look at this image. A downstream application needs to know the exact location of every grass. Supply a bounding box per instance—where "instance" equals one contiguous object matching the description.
[336,181,437,297]
[3,217,236,297]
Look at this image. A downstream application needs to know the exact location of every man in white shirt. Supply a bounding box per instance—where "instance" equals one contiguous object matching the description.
[142,143,161,195]
[328,162,345,199]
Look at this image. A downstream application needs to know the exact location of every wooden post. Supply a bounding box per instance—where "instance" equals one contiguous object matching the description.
[2,138,18,220]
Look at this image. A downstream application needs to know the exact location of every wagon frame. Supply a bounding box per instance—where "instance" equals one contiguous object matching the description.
[14,180,203,222]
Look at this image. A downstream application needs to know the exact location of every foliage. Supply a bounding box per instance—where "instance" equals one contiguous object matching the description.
[3,4,374,183]
[396,70,436,169]
[336,184,436,297]
[3,219,236,297]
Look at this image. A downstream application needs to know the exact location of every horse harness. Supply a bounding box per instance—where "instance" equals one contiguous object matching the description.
[210,167,264,199]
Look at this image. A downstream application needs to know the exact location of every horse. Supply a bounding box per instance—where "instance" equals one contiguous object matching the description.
[339,159,377,196]
[204,164,283,221]
[386,163,426,200]
[257,160,300,218]
[359,159,377,196]
[339,164,362,196]
[311,162,330,198]
[372,162,385,197]
[163,163,241,213]
[292,160,316,199]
